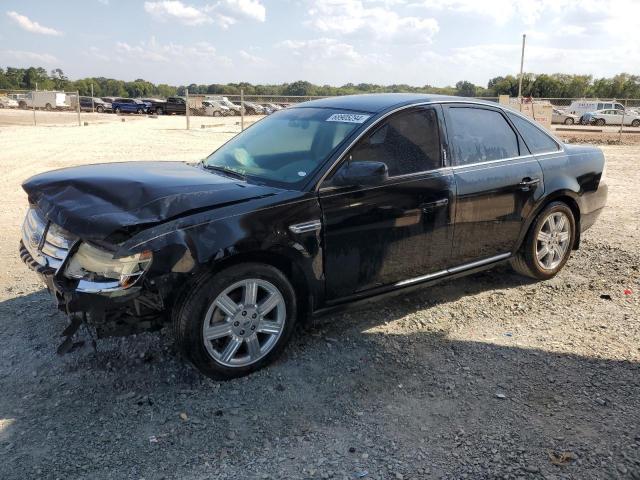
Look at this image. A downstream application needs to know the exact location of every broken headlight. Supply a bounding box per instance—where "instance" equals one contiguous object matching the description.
[65,242,152,289]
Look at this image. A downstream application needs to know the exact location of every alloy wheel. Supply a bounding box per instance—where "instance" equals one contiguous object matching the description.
[202,278,286,367]
[535,211,571,270]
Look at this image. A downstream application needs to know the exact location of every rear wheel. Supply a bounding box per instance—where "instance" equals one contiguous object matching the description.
[564,117,574,125]
[114,107,121,114]
[96,105,104,113]
[511,202,575,280]
[213,110,221,117]
[631,119,640,127]
[44,103,52,111]
[596,118,606,126]
[156,107,164,115]
[173,263,297,379]
[137,108,144,114]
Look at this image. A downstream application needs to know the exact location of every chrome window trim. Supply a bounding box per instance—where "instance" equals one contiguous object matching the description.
[314,99,565,192]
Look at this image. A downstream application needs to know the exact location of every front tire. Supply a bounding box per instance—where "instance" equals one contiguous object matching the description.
[114,107,121,114]
[631,119,640,127]
[596,118,605,126]
[564,117,574,125]
[511,202,575,280]
[156,107,164,115]
[173,263,297,379]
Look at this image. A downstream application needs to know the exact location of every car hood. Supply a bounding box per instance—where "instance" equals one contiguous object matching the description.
[22,161,283,242]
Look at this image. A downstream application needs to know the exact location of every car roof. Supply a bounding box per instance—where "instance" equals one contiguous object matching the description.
[291,93,493,113]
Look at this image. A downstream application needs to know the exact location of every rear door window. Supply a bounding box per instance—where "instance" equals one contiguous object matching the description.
[446,107,520,166]
[507,113,560,154]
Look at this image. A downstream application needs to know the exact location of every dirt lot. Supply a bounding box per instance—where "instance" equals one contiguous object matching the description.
[0,114,639,480]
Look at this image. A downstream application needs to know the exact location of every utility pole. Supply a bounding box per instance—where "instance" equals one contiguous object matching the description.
[517,34,526,111]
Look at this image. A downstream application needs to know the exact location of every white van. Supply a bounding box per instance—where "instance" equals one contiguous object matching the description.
[18,91,68,110]
[566,100,625,116]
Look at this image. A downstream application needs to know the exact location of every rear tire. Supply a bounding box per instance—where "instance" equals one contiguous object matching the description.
[511,202,575,280]
[156,107,164,115]
[631,119,640,127]
[114,107,121,114]
[596,118,605,126]
[96,105,104,113]
[173,263,298,380]
[45,103,52,111]
[564,117,574,125]
[137,108,144,114]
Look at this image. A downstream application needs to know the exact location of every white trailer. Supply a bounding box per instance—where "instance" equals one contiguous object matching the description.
[18,91,68,110]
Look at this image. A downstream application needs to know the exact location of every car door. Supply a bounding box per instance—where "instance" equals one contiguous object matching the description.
[443,104,545,266]
[319,105,456,300]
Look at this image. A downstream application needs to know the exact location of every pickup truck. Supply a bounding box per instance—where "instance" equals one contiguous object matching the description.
[112,98,147,114]
[144,97,187,115]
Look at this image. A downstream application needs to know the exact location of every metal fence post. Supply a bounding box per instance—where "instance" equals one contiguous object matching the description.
[186,88,190,130]
[91,83,95,113]
[76,90,81,126]
[32,91,36,126]
[240,88,244,131]
[619,99,627,144]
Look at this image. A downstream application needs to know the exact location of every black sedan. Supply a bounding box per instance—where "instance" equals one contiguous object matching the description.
[19,94,607,379]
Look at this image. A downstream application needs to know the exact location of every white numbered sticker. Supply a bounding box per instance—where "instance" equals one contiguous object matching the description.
[326,113,370,124]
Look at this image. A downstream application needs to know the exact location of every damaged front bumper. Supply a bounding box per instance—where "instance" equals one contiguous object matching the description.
[19,208,166,341]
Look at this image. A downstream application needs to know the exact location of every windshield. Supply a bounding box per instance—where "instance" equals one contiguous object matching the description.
[204,107,369,187]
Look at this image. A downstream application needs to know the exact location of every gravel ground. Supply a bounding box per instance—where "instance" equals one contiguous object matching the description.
[0,117,638,480]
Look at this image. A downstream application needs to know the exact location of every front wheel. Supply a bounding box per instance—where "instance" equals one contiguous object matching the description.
[173,263,297,379]
[114,107,121,114]
[137,108,144,114]
[596,118,606,126]
[96,105,104,113]
[631,119,640,127]
[511,202,575,280]
[156,107,163,115]
[564,117,574,125]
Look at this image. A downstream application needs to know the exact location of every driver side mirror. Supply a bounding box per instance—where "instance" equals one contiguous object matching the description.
[332,161,389,187]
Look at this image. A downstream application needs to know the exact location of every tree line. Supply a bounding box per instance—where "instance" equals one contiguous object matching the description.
[2,66,640,99]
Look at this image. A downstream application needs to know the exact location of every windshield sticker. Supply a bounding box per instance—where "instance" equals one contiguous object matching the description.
[326,113,370,124]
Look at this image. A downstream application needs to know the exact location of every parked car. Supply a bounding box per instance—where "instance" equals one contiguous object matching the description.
[213,97,242,115]
[18,91,67,110]
[202,100,230,117]
[588,109,640,127]
[0,96,19,108]
[79,96,112,113]
[242,101,264,115]
[144,97,187,115]
[565,100,626,116]
[551,108,580,125]
[111,98,147,114]
[18,94,607,379]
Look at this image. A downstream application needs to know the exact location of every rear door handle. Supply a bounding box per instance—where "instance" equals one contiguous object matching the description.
[518,177,541,190]
[420,198,449,212]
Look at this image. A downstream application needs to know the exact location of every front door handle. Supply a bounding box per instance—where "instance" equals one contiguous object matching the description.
[518,177,541,191]
[420,198,449,212]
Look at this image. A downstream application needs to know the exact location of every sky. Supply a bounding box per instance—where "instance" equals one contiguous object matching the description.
[1,0,639,87]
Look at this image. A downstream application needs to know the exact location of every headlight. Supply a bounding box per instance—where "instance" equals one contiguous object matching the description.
[65,242,152,289]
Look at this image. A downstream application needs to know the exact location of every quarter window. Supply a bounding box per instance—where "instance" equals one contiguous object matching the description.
[507,113,560,154]
[349,108,441,176]
[447,107,519,165]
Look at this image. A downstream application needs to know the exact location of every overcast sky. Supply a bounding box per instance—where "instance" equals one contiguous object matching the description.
[1,0,639,87]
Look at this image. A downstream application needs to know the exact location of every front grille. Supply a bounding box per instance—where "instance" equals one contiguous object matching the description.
[21,207,77,270]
